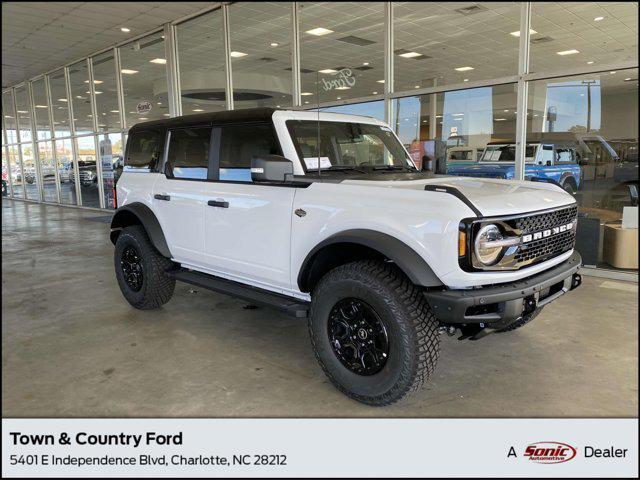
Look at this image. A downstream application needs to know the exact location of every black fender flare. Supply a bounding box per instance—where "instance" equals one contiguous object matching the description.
[110,202,172,258]
[297,229,442,292]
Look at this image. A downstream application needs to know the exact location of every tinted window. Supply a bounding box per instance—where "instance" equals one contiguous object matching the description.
[219,124,280,182]
[166,128,211,180]
[125,130,163,171]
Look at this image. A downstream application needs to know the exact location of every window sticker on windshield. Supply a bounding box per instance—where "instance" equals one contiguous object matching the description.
[304,157,332,169]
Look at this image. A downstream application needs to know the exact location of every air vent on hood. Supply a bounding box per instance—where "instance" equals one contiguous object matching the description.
[455,4,488,15]
[337,35,376,46]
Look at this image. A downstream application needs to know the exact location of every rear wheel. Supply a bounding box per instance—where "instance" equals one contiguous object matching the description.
[114,225,175,309]
[309,260,440,406]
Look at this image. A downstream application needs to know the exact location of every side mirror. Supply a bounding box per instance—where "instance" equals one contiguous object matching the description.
[251,155,294,183]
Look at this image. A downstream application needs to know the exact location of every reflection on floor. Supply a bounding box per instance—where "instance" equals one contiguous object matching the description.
[1,199,638,417]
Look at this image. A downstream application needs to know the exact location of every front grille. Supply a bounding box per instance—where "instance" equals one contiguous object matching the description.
[508,204,578,268]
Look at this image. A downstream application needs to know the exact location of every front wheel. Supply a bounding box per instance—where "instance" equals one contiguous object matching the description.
[114,225,175,309]
[309,260,440,406]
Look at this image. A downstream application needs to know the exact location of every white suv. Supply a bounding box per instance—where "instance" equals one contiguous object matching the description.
[111,108,582,406]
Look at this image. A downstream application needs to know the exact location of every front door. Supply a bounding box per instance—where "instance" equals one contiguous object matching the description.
[201,123,296,293]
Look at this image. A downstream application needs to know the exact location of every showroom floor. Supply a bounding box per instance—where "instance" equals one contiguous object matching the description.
[2,199,638,417]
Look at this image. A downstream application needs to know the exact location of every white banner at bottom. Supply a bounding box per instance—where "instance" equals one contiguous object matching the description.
[2,418,637,478]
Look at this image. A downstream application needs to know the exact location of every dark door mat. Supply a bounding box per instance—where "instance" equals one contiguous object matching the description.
[84,215,113,223]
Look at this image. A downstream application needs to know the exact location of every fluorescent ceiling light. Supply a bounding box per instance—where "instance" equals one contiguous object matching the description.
[149,58,167,64]
[335,86,350,90]
[318,68,338,74]
[58,98,67,102]
[300,92,314,96]
[504,109,510,112]
[230,51,247,58]
[120,27,130,33]
[414,85,420,88]
[305,27,333,36]
[587,61,594,64]
[304,101,309,104]
[163,113,170,117]
[110,110,119,113]
[455,66,474,71]
[372,91,378,94]
[84,80,103,84]
[86,91,102,94]
[35,105,48,108]
[610,71,616,74]
[399,51,422,58]
[376,79,385,83]
[138,117,148,120]
[625,77,632,81]
[557,49,580,56]
[270,42,279,47]
[594,16,604,22]
[495,118,507,121]
[463,78,469,82]
[193,109,204,112]
[15,110,27,113]
[336,97,341,100]
[363,62,370,66]
[510,29,537,37]
[121,69,138,74]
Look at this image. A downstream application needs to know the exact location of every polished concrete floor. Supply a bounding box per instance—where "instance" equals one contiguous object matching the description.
[2,199,638,417]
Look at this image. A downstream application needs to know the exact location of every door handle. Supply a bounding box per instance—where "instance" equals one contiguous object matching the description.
[207,199,229,208]
[154,194,170,201]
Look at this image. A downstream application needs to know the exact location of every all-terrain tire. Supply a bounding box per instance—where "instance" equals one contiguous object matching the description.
[308,260,440,406]
[496,307,543,333]
[114,225,175,309]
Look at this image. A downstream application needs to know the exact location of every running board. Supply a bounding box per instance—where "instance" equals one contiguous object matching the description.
[167,268,309,318]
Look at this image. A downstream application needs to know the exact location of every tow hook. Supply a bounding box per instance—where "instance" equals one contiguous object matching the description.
[571,273,582,290]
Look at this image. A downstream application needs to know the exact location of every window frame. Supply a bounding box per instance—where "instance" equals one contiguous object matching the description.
[163,124,215,182]
[124,128,165,173]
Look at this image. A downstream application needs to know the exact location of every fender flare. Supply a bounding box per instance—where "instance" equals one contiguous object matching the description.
[558,171,577,188]
[297,229,442,292]
[110,202,172,258]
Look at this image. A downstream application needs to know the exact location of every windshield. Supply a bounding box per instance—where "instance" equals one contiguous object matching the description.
[286,120,415,172]
[481,144,537,162]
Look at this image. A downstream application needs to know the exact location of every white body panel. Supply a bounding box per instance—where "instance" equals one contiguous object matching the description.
[116,109,578,296]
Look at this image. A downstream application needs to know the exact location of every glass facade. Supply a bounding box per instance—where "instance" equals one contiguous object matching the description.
[2,2,637,273]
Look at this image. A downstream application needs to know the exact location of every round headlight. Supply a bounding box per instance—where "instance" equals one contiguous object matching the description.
[474,224,504,266]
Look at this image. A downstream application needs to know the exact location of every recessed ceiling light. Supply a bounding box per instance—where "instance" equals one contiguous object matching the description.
[494,118,507,121]
[455,66,474,71]
[414,85,420,88]
[193,109,204,112]
[270,42,279,47]
[120,27,130,33]
[557,49,580,56]
[163,113,170,117]
[304,101,309,104]
[230,51,247,58]
[305,27,333,36]
[510,29,537,37]
[399,51,422,58]
[463,78,469,82]
[372,91,378,94]
[110,110,119,113]
[86,91,102,94]
[58,98,67,102]
[149,58,167,64]
[300,92,314,96]
[587,61,595,64]
[452,113,464,116]
[121,69,138,74]
[610,71,616,74]
[157,102,162,105]
[318,68,338,74]
[376,79,385,83]
[533,114,539,117]
[336,97,341,100]
[84,80,103,84]
[335,86,350,90]
[625,77,633,81]
[35,105,47,108]
[594,16,604,22]
[363,62,370,66]
[138,117,148,120]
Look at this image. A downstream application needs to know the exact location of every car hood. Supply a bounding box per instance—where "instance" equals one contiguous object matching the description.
[446,163,515,178]
[341,175,574,217]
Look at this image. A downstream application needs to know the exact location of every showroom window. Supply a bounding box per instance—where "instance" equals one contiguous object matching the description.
[68,60,95,136]
[393,2,521,92]
[74,135,100,208]
[14,85,32,143]
[228,2,293,109]
[120,31,169,125]
[20,143,39,201]
[176,8,227,114]
[2,91,18,144]
[99,132,124,209]
[37,141,57,203]
[49,69,72,138]
[92,51,122,133]
[527,68,639,271]
[299,2,385,105]
[56,138,76,206]
[31,78,51,141]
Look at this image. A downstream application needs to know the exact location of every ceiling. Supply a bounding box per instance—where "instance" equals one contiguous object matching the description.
[1,1,212,87]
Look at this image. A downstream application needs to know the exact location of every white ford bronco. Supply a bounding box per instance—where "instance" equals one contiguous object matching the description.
[111,107,582,406]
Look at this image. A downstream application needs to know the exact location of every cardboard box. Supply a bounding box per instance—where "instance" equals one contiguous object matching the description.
[603,223,638,269]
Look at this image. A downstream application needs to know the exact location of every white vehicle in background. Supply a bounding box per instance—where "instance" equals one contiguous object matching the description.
[110,108,582,406]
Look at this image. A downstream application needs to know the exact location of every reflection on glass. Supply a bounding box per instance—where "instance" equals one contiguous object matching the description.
[177,9,226,114]
[31,78,52,140]
[2,92,18,144]
[2,147,10,197]
[14,86,32,143]
[528,69,639,271]
[229,2,293,109]
[393,2,520,92]
[73,136,100,208]
[21,144,39,200]
[7,145,23,198]
[68,61,94,136]
[97,132,123,209]
[49,69,71,138]
[56,139,76,205]
[38,141,57,202]
[92,51,121,133]
[300,2,384,105]
[320,100,385,121]
[120,32,168,124]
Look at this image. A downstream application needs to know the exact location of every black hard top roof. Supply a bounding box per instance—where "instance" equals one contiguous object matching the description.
[128,107,280,132]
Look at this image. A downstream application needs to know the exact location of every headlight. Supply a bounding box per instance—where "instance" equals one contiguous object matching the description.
[474,224,505,265]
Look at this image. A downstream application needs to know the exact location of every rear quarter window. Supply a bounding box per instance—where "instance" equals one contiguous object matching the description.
[124,129,164,172]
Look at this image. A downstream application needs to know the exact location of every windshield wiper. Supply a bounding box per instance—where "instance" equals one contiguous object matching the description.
[373,165,415,172]
[322,165,368,174]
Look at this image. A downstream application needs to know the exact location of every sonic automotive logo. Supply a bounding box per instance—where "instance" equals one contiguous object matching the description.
[524,441,577,464]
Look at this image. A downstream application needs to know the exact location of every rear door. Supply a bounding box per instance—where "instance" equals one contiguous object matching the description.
[201,122,296,292]
[153,126,212,265]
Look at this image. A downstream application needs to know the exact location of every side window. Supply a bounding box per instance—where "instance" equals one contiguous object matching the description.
[556,148,574,163]
[166,127,211,180]
[218,123,281,182]
[125,130,163,172]
[541,144,554,165]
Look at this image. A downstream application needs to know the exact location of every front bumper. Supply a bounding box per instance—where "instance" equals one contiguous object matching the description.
[424,251,582,328]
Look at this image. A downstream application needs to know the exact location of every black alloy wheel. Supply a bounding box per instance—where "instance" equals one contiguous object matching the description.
[120,246,143,292]
[327,298,389,376]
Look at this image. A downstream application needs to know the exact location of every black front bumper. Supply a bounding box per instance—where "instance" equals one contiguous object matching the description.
[424,251,582,328]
